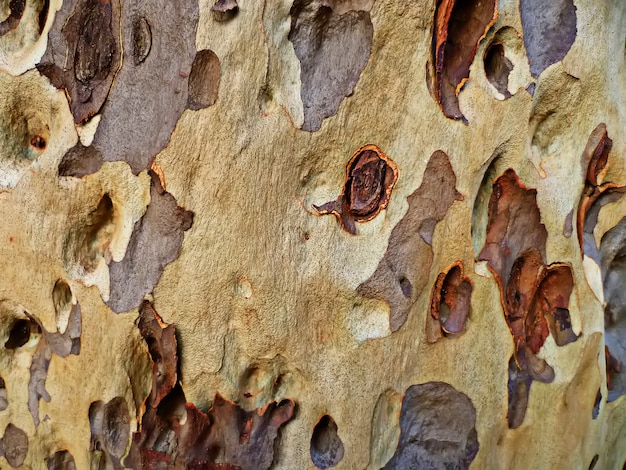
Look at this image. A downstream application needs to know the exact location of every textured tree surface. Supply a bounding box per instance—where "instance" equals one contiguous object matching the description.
[0,0,625,469]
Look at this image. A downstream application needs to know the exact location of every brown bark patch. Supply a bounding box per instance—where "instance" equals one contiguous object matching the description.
[46,450,76,470]
[426,261,473,342]
[0,423,28,468]
[89,397,131,469]
[429,0,498,122]
[37,0,122,124]
[126,302,296,470]
[187,50,221,111]
[358,150,461,332]
[479,169,578,428]
[484,43,512,98]
[314,144,398,235]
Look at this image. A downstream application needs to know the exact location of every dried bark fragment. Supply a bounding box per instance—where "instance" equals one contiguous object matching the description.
[57,142,104,178]
[310,415,344,469]
[427,261,473,342]
[46,450,77,470]
[358,150,461,332]
[520,0,577,78]
[0,424,28,468]
[314,145,398,235]
[187,50,221,110]
[479,169,578,428]
[89,397,131,469]
[288,0,373,131]
[0,0,25,36]
[212,0,239,22]
[484,43,513,98]
[384,382,478,470]
[429,0,498,122]
[107,171,194,313]
[37,0,122,124]
[479,169,547,282]
[126,303,296,470]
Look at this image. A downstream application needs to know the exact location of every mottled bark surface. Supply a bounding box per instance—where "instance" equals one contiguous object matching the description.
[0,0,624,469]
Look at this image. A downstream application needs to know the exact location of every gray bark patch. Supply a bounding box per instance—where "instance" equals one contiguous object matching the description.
[310,414,344,469]
[107,171,194,313]
[288,0,373,131]
[520,0,577,78]
[0,423,28,468]
[384,382,478,470]
[357,150,461,332]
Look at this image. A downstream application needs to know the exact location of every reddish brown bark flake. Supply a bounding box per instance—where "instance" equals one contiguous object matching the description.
[427,261,473,342]
[315,144,398,235]
[429,0,498,122]
[125,302,295,470]
[479,169,578,428]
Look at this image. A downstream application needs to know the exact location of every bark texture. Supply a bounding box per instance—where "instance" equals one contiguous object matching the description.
[0,0,625,468]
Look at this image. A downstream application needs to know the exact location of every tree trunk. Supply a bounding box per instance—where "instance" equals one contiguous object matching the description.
[0,0,624,468]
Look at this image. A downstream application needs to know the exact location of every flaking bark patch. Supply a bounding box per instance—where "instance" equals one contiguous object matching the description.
[426,261,473,342]
[358,150,461,332]
[37,0,122,124]
[289,0,373,132]
[125,302,296,470]
[315,144,398,235]
[479,169,578,428]
[107,171,194,313]
[429,0,498,122]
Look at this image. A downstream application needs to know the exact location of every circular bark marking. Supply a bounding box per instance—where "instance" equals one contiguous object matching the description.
[310,414,344,469]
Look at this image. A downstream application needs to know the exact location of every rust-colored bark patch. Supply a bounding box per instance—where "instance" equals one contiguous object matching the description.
[125,302,296,470]
[310,415,344,469]
[289,0,373,131]
[384,382,478,469]
[358,150,461,332]
[479,169,578,428]
[107,171,194,313]
[429,0,498,122]
[187,49,221,111]
[520,0,577,78]
[426,261,473,342]
[315,144,398,235]
[37,0,122,124]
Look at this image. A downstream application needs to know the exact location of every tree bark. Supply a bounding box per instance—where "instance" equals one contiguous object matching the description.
[0,0,624,468]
